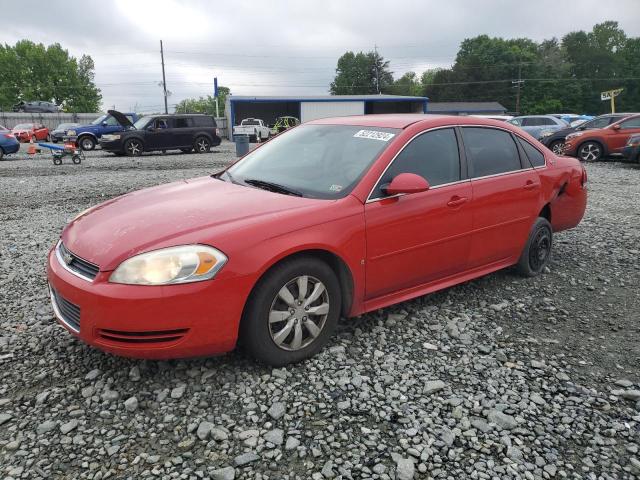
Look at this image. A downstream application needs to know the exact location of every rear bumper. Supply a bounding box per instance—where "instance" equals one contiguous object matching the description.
[2,142,20,154]
[47,245,255,359]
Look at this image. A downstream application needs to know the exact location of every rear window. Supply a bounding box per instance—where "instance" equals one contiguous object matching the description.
[462,127,522,178]
[192,116,215,127]
[517,138,545,167]
[242,119,260,125]
[174,117,193,128]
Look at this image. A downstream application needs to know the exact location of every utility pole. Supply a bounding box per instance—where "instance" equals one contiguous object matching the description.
[374,44,380,94]
[160,40,168,114]
[512,63,524,115]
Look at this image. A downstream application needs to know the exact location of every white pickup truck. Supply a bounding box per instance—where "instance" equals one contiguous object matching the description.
[232,118,271,143]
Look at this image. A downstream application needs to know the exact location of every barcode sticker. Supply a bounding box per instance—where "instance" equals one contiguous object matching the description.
[353,130,395,142]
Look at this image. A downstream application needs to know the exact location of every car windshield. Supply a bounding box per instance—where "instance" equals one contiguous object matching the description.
[225,124,399,200]
[13,124,33,129]
[91,115,108,125]
[133,117,152,129]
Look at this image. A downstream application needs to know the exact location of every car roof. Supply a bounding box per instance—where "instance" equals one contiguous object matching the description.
[308,114,523,131]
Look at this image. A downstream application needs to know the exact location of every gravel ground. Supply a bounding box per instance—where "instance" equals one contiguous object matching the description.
[0,144,639,480]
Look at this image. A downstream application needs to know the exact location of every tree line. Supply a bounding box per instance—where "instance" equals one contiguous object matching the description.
[330,21,640,115]
[0,40,102,112]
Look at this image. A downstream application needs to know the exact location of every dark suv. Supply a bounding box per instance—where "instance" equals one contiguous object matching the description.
[99,111,221,156]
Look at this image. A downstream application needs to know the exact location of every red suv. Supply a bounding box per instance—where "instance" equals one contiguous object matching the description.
[11,123,50,143]
[564,114,640,162]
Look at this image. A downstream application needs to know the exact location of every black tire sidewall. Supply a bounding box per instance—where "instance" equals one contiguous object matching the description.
[517,217,553,277]
[579,142,602,162]
[240,257,342,366]
[194,137,211,153]
[124,139,142,157]
[79,136,96,151]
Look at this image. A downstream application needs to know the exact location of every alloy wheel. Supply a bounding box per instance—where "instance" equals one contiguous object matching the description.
[196,139,210,152]
[579,143,601,162]
[551,142,564,155]
[127,141,141,156]
[268,275,329,351]
[81,138,94,150]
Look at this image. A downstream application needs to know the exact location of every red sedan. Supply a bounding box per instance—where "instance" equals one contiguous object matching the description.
[47,115,587,365]
[11,123,50,143]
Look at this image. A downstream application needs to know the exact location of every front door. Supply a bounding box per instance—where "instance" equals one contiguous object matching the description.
[461,126,541,268]
[364,127,473,299]
[607,117,640,153]
[145,118,173,150]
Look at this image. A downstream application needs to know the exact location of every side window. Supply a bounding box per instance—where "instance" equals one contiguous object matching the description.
[619,118,640,129]
[155,118,170,129]
[517,137,545,167]
[586,117,610,129]
[104,116,119,126]
[540,118,556,126]
[193,116,214,127]
[174,117,192,128]
[372,128,460,198]
[462,127,522,178]
[521,118,535,127]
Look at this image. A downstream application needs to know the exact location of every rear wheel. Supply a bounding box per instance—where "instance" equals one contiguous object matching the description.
[516,217,553,277]
[578,141,602,162]
[240,257,341,366]
[72,155,82,164]
[124,139,143,157]
[79,136,96,151]
[194,136,211,153]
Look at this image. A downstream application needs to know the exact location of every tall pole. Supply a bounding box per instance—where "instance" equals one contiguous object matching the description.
[160,40,168,114]
[374,44,380,94]
[611,96,615,113]
[512,63,524,114]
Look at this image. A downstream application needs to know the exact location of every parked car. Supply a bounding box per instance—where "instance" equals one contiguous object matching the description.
[233,118,271,142]
[68,112,141,151]
[0,127,20,160]
[99,111,221,156]
[12,100,60,113]
[271,116,300,134]
[507,115,569,140]
[50,123,80,143]
[540,114,631,154]
[470,115,513,122]
[48,115,587,365]
[550,114,594,126]
[11,123,50,143]
[621,134,640,163]
[564,114,640,162]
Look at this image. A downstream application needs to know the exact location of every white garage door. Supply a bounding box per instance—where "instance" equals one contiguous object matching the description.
[300,101,365,122]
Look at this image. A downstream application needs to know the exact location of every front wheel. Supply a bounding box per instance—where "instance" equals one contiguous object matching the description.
[516,217,553,277]
[549,140,565,155]
[79,136,96,151]
[240,257,342,366]
[578,141,602,162]
[124,139,143,157]
[194,136,211,153]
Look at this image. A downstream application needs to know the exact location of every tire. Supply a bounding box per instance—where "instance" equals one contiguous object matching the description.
[72,155,82,165]
[194,136,211,153]
[78,136,96,151]
[124,139,143,157]
[578,141,602,162]
[549,140,565,155]
[240,257,342,366]
[516,217,553,277]
[46,134,51,142]
[0,148,4,161]
[180,148,193,153]
[53,157,62,165]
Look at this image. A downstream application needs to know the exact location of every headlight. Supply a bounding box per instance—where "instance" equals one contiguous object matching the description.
[67,130,76,136]
[109,245,227,285]
[102,134,120,141]
[539,130,553,138]
[565,132,583,140]
[627,137,640,147]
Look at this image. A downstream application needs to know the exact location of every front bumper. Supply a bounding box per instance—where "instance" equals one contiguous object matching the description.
[562,139,579,156]
[622,144,640,162]
[98,139,124,152]
[47,245,254,359]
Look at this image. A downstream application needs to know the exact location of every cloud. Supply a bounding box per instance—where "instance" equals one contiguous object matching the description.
[1,0,638,111]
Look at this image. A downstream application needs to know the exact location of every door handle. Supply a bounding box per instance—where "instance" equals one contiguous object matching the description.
[447,196,468,208]
[524,180,540,190]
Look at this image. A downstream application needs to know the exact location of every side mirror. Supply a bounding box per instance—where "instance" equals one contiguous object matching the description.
[612,124,621,130]
[383,173,430,196]
[101,121,108,126]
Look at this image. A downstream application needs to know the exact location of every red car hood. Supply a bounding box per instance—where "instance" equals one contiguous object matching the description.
[62,176,327,271]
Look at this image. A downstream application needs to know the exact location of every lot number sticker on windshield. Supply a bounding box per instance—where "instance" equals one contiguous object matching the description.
[353,130,395,142]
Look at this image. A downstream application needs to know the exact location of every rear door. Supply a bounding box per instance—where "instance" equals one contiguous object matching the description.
[607,117,640,153]
[364,127,473,298]
[173,116,195,147]
[462,126,541,268]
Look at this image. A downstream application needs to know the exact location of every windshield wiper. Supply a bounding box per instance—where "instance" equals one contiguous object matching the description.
[243,179,303,197]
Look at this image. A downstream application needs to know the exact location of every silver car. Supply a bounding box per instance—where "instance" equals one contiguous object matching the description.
[507,115,569,141]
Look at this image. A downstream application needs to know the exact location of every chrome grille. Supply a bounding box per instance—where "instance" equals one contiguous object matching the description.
[57,242,99,281]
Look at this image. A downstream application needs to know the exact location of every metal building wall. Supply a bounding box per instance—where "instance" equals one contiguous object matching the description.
[300,101,364,122]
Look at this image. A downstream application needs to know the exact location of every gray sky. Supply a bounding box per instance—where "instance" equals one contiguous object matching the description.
[1,0,639,112]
